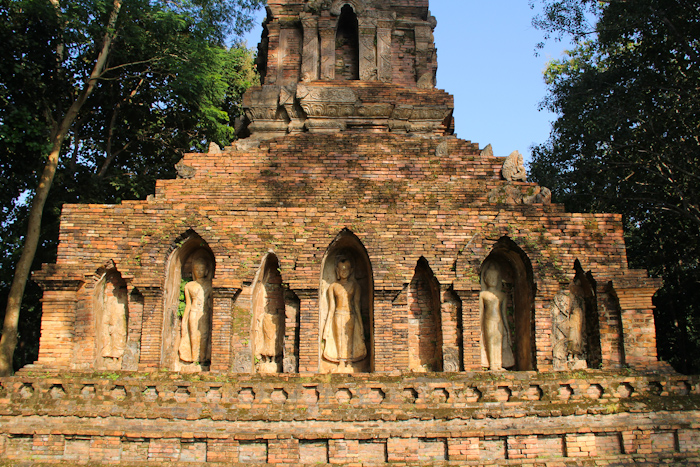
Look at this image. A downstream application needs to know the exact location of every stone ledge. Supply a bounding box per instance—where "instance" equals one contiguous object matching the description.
[2,371,698,422]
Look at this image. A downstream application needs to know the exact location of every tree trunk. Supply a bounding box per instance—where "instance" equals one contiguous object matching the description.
[0,0,123,376]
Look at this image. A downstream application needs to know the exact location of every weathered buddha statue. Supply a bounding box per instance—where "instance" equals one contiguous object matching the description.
[322,252,367,372]
[101,275,128,368]
[480,264,515,371]
[568,275,586,357]
[178,254,213,365]
[254,283,284,373]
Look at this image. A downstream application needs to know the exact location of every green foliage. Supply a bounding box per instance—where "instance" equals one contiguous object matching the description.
[530,0,700,373]
[178,278,191,318]
[0,0,262,371]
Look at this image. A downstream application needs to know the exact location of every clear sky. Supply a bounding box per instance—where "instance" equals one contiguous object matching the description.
[241,1,567,162]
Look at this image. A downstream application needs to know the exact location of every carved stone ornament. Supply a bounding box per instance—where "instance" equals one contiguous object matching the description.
[481,144,494,158]
[305,0,331,13]
[233,351,252,373]
[330,0,366,16]
[436,139,449,158]
[523,186,552,205]
[443,347,460,372]
[175,161,196,179]
[487,184,552,206]
[417,72,435,89]
[502,150,528,181]
[356,103,394,118]
[283,355,298,374]
[297,85,358,103]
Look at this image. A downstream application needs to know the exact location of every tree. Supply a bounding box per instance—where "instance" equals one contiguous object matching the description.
[0,0,262,375]
[530,0,700,373]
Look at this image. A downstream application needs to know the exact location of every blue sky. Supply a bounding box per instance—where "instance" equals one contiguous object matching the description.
[242,2,567,162]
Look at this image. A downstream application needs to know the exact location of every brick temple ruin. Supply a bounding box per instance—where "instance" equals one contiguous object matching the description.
[1,0,699,465]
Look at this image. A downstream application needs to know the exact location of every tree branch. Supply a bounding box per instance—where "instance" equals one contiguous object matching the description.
[0,0,124,376]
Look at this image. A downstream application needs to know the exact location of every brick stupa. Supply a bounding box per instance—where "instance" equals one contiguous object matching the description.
[2,0,699,465]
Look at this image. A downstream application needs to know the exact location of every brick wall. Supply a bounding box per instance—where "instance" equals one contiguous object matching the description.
[1,371,699,465]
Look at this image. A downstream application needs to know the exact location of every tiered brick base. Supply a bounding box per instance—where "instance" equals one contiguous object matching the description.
[2,370,699,465]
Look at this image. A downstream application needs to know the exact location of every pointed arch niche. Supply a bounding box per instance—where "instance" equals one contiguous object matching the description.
[93,264,128,371]
[251,252,286,374]
[335,5,360,80]
[408,257,442,372]
[319,229,373,373]
[162,232,215,372]
[480,237,536,371]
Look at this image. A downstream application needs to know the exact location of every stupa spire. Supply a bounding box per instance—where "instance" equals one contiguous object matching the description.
[239,0,453,140]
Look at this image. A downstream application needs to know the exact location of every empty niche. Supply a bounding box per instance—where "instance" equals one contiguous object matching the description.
[479,237,536,371]
[6,435,33,458]
[418,438,447,462]
[180,440,207,462]
[319,229,374,373]
[121,438,149,462]
[587,383,604,399]
[651,431,678,453]
[403,387,418,403]
[239,388,256,404]
[300,440,328,464]
[173,386,190,403]
[677,381,692,396]
[432,388,449,403]
[525,385,543,401]
[19,383,34,399]
[64,437,92,461]
[111,385,127,400]
[49,384,65,399]
[335,5,359,80]
[595,432,623,455]
[302,386,320,405]
[359,440,387,463]
[335,388,353,403]
[93,265,129,371]
[283,290,300,373]
[80,385,95,399]
[463,386,482,403]
[270,388,288,403]
[251,252,285,374]
[617,382,634,398]
[408,257,443,372]
[162,231,215,372]
[537,435,565,458]
[238,440,268,463]
[558,384,573,401]
[206,386,222,403]
[481,437,507,461]
[368,388,386,403]
[441,289,463,372]
[279,23,303,86]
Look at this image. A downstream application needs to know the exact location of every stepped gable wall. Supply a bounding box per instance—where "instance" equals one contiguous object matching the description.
[52,132,628,288]
[33,129,663,376]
